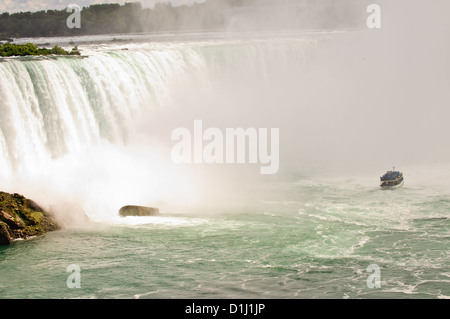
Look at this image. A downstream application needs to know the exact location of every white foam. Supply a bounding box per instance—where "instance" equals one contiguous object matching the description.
[109,215,208,227]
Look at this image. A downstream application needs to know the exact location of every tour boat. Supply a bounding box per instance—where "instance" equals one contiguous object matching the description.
[380,168,404,189]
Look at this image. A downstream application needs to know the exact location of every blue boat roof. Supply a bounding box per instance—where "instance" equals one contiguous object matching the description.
[381,170,402,181]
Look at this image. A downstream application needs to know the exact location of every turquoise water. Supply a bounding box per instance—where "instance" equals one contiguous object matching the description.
[1,29,449,299]
[1,173,449,299]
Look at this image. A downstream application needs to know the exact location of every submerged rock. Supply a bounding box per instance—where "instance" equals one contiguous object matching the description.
[118,205,159,217]
[0,191,60,245]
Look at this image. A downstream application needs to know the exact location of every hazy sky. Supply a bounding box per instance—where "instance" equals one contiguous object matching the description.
[0,0,205,13]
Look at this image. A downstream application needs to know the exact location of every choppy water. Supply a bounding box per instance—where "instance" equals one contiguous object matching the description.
[1,169,449,299]
[0,30,449,299]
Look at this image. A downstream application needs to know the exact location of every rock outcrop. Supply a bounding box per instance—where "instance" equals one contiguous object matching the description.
[118,205,159,217]
[0,191,60,245]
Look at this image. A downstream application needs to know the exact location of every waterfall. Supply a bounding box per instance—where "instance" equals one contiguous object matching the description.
[0,35,320,221]
[0,45,210,175]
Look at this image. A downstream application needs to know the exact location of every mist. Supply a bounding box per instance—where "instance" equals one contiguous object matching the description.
[133,0,450,206]
[2,0,450,225]
[167,1,450,165]
[295,0,450,172]
[201,0,450,172]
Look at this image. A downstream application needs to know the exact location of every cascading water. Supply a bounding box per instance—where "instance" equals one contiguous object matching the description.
[0,28,449,299]
[1,0,450,299]
[0,45,198,173]
[0,35,319,222]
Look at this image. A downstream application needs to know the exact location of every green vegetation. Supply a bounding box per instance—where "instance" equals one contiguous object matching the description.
[0,42,80,57]
[0,191,59,245]
[0,1,238,38]
[0,0,357,39]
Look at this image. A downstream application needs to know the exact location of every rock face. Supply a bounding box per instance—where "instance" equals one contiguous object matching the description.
[118,205,159,217]
[0,222,12,245]
[0,191,60,245]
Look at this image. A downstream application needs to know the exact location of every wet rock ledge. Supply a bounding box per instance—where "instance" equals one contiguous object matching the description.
[0,191,60,245]
[119,205,159,217]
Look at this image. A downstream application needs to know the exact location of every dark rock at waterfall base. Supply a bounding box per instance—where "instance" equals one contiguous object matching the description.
[0,191,60,245]
[119,205,160,217]
[0,222,12,245]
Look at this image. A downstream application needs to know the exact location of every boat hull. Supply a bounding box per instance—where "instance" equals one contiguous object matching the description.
[380,178,404,189]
